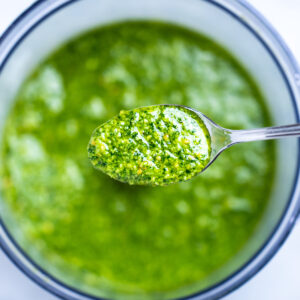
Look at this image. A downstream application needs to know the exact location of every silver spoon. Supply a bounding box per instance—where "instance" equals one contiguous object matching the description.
[185,105,300,173]
[88,104,300,186]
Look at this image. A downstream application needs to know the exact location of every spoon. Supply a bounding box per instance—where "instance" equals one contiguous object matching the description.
[88,104,300,186]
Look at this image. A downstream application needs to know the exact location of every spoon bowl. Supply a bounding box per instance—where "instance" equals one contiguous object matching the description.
[88,104,212,186]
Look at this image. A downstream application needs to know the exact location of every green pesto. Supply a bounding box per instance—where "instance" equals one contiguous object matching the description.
[88,105,211,186]
[0,22,275,299]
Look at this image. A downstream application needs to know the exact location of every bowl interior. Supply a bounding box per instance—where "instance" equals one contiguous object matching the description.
[0,0,298,299]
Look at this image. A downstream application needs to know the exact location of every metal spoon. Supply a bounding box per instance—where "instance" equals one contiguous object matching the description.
[88,104,299,186]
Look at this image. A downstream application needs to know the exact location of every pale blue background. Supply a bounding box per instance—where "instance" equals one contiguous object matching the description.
[0,1,299,299]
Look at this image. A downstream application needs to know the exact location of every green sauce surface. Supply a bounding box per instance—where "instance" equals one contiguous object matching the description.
[88,105,211,186]
[0,22,274,299]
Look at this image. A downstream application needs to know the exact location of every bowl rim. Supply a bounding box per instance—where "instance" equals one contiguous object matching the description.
[0,0,300,299]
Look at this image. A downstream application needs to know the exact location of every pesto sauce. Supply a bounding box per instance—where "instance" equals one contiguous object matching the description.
[88,105,211,186]
[0,22,275,298]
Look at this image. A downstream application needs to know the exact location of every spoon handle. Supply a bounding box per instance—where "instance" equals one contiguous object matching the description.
[230,124,300,143]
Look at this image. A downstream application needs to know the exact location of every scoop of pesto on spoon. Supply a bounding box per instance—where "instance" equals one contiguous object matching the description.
[87,105,211,186]
[88,104,300,186]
